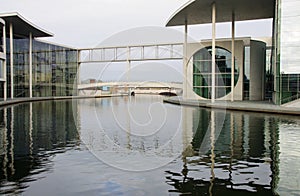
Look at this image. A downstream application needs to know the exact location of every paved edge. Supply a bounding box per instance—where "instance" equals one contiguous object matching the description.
[0,94,126,108]
[163,98,300,116]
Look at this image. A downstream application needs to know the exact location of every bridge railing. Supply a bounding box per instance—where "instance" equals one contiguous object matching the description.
[281,92,300,105]
[79,43,183,63]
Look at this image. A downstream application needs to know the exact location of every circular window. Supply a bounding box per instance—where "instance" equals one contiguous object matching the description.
[192,46,239,99]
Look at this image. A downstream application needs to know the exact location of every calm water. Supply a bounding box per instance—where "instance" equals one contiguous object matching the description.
[0,95,300,195]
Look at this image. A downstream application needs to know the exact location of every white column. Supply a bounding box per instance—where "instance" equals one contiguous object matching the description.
[3,22,7,100]
[29,32,33,98]
[9,23,13,99]
[231,12,235,102]
[184,19,188,99]
[211,2,216,103]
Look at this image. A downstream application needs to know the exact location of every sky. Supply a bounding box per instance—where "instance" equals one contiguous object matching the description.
[1,0,190,48]
[1,0,273,81]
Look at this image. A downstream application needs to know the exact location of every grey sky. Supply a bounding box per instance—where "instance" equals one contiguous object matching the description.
[1,0,273,81]
[1,0,272,48]
[1,0,189,47]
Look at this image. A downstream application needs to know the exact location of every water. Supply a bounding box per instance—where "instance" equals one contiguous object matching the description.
[0,95,299,195]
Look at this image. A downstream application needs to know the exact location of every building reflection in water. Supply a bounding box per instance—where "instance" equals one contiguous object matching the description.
[0,101,79,194]
[166,108,281,195]
[0,96,298,195]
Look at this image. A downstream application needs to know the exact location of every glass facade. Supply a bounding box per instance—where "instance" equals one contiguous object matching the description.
[265,47,273,100]
[278,0,300,74]
[274,0,300,104]
[193,46,238,99]
[0,20,4,99]
[0,27,3,53]
[244,46,250,100]
[280,74,300,104]
[4,38,78,98]
[32,41,77,97]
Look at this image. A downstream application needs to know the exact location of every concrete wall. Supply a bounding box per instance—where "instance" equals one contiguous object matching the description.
[250,40,266,100]
[185,38,267,101]
[185,38,247,101]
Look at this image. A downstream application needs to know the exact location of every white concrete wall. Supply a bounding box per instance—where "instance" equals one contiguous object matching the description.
[250,40,266,100]
[186,38,247,101]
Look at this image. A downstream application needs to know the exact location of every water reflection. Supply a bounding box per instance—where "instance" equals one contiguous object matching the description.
[0,101,79,195]
[0,96,299,195]
[79,95,184,171]
[166,108,285,195]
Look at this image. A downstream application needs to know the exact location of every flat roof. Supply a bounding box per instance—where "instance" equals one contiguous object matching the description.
[166,0,275,26]
[0,12,53,38]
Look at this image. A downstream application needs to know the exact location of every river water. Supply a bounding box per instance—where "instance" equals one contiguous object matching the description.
[0,95,299,195]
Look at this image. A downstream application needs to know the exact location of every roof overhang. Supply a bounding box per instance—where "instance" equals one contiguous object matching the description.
[0,12,53,38]
[166,0,275,26]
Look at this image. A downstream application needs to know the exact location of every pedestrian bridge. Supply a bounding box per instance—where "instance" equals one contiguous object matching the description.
[79,43,183,63]
[78,81,182,96]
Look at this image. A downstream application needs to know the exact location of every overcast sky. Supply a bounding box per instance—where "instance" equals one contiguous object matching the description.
[1,0,191,48]
[1,0,273,81]
[1,0,273,48]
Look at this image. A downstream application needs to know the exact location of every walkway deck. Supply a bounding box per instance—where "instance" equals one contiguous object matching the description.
[0,94,125,108]
[163,97,300,115]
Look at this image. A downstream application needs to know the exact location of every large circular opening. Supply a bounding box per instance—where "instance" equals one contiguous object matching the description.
[192,46,239,99]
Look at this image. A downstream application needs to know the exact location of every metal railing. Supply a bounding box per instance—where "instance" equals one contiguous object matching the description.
[281,92,300,104]
[79,43,183,63]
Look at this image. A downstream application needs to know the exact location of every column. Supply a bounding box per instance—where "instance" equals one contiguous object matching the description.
[231,12,235,102]
[211,2,216,103]
[184,19,188,99]
[9,23,13,98]
[29,32,33,98]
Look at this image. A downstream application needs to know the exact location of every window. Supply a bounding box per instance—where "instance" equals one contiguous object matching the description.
[193,46,238,99]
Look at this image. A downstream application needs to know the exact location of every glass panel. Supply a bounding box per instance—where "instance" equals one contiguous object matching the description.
[193,46,238,99]
[280,0,300,73]
[0,26,3,53]
[31,40,78,97]
[0,60,3,79]
[244,46,250,100]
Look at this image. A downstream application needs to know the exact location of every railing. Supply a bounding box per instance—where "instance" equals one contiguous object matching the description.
[281,92,300,104]
[79,43,183,63]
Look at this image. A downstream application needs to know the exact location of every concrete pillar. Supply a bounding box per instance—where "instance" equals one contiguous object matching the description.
[211,2,216,103]
[231,12,235,102]
[184,19,188,99]
[29,32,32,98]
[9,23,13,99]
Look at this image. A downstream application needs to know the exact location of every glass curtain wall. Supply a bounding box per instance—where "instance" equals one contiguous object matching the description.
[6,38,78,98]
[275,0,300,104]
[0,21,4,99]
[193,46,239,99]
[244,46,250,100]
[0,22,3,53]
[32,41,77,97]
[6,38,29,97]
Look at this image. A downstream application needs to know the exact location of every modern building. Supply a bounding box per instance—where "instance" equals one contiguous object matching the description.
[166,0,300,104]
[0,13,78,101]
